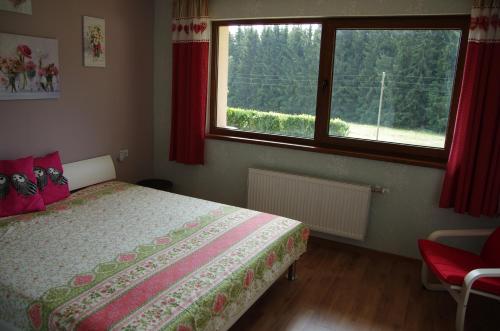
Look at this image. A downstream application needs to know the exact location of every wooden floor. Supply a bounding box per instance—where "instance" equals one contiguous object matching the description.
[230,237,500,331]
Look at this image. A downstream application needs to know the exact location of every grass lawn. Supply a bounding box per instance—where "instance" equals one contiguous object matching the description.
[224,108,446,148]
[343,122,445,148]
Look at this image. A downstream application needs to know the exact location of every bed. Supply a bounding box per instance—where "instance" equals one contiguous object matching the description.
[0,156,308,331]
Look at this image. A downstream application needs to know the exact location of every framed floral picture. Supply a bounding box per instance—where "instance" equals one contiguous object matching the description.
[0,0,32,15]
[83,16,106,67]
[0,33,60,100]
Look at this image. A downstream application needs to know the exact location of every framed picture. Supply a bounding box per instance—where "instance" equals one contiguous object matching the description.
[0,0,32,15]
[83,16,106,67]
[0,33,60,100]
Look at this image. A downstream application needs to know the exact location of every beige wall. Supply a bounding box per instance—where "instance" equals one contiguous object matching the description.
[0,0,154,182]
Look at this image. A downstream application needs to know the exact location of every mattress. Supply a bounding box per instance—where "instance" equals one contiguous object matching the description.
[0,181,308,331]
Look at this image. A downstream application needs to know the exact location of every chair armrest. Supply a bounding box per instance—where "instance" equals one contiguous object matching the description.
[464,268,500,291]
[456,268,500,320]
[427,229,495,242]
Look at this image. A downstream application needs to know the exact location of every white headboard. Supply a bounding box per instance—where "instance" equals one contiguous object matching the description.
[63,155,116,191]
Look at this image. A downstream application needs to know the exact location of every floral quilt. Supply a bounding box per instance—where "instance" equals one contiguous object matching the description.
[0,181,308,331]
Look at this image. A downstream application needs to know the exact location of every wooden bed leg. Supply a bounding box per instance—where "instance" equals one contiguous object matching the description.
[287,261,297,281]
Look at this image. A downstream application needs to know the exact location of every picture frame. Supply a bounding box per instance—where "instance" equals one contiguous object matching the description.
[83,16,106,68]
[0,0,32,15]
[0,33,60,100]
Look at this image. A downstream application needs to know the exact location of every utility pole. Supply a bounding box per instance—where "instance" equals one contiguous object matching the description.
[376,71,386,141]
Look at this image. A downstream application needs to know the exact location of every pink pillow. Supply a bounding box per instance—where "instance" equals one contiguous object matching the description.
[0,156,45,217]
[34,152,70,205]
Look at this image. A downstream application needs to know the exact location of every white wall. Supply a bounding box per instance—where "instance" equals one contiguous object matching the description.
[154,0,500,258]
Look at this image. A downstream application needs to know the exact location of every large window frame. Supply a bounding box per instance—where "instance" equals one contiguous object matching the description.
[208,16,469,168]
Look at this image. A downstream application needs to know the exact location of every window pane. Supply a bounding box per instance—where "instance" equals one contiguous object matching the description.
[216,24,321,138]
[329,29,461,148]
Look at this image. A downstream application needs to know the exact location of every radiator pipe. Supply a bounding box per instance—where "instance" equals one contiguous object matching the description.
[371,185,389,194]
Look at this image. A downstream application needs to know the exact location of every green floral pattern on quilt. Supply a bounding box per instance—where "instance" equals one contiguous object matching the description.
[0,181,308,331]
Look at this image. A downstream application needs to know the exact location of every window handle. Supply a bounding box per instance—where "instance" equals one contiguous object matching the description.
[322,79,329,91]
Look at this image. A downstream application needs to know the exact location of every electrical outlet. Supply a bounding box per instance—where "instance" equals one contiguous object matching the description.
[118,149,129,162]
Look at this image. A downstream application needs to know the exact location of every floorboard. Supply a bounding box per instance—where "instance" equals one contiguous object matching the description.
[230,237,500,331]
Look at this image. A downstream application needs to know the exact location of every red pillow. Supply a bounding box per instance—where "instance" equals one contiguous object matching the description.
[34,152,70,205]
[0,156,45,217]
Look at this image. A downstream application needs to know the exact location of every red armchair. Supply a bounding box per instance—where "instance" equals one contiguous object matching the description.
[419,228,500,331]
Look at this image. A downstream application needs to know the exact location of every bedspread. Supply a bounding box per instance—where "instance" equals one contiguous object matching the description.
[0,181,308,331]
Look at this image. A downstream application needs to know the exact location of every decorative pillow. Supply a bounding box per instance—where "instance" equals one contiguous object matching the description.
[0,156,45,217]
[34,152,70,205]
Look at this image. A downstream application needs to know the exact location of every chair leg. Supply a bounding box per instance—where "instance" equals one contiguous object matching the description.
[455,283,475,331]
[455,298,468,331]
[421,263,430,288]
[421,263,445,291]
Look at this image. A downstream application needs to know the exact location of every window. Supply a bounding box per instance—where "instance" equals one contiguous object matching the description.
[209,17,468,167]
[214,23,321,138]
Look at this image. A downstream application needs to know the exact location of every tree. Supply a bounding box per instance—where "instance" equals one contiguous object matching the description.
[226,25,461,134]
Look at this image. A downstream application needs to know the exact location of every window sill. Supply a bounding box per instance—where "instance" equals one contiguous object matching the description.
[206,132,447,169]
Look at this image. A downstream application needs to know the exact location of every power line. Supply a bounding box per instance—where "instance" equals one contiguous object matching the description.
[230,72,454,80]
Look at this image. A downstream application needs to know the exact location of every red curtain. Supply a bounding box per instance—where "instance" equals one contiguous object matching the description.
[440,0,500,217]
[169,0,209,164]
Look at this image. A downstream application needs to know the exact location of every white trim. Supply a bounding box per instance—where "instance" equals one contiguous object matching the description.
[172,18,210,43]
[63,155,116,191]
[469,6,500,42]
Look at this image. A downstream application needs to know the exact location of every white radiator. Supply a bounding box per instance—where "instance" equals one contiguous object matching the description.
[247,168,372,241]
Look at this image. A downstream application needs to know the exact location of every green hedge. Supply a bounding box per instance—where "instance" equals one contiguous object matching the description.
[226,108,350,137]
